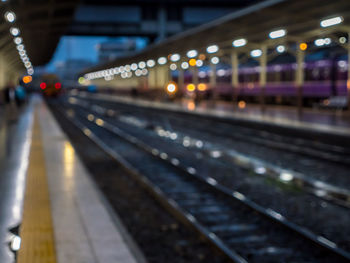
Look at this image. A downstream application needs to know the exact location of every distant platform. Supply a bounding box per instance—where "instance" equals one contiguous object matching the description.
[0,95,142,263]
[76,92,350,137]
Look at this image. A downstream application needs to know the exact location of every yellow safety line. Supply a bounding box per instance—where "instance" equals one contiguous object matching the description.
[17,111,57,263]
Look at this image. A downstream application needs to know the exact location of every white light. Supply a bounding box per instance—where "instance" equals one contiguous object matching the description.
[211,57,219,64]
[186,50,198,58]
[232,38,247,47]
[314,38,325,46]
[170,54,180,62]
[19,50,26,56]
[113,67,119,74]
[146,59,155,68]
[276,45,285,53]
[125,64,131,71]
[158,57,167,65]
[279,172,294,182]
[5,11,16,23]
[207,45,219,54]
[324,38,332,45]
[196,60,203,67]
[167,83,176,93]
[181,62,189,69]
[131,63,138,71]
[10,27,20,36]
[170,63,177,71]
[11,236,21,251]
[339,37,347,44]
[17,45,24,51]
[28,69,34,75]
[269,29,286,39]
[141,68,148,75]
[135,69,142,76]
[251,49,262,57]
[138,61,146,69]
[14,37,22,45]
[321,16,343,28]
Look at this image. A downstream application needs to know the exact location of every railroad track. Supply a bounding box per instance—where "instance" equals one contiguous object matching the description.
[66,95,350,208]
[73,93,350,166]
[50,98,350,263]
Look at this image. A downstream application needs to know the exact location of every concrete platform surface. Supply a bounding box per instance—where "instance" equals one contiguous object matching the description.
[1,95,144,263]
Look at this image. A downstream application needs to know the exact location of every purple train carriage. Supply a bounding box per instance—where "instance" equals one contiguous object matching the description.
[173,59,348,106]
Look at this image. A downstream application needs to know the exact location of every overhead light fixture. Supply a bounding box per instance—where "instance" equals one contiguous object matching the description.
[251,49,262,57]
[269,29,286,39]
[339,37,347,44]
[324,37,332,45]
[16,44,24,51]
[320,16,343,28]
[170,54,180,62]
[10,27,20,36]
[157,57,167,65]
[186,50,198,58]
[181,62,189,69]
[170,63,177,71]
[4,11,16,23]
[314,38,332,47]
[196,60,203,67]
[276,45,285,53]
[210,57,219,64]
[14,37,22,45]
[138,61,146,69]
[146,59,155,68]
[206,45,219,54]
[232,38,247,47]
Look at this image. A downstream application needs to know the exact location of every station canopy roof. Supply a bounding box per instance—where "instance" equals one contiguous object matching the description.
[84,0,350,73]
[0,0,79,67]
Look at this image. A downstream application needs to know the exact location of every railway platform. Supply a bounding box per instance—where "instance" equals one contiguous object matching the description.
[0,95,143,263]
[76,92,350,137]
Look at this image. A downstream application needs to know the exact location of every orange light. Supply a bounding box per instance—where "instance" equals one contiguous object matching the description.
[40,82,46,90]
[187,101,196,111]
[166,82,177,94]
[55,82,62,89]
[198,83,207,91]
[238,100,246,109]
[22,75,32,84]
[186,83,196,92]
[299,43,307,51]
[198,54,206,60]
[189,59,197,67]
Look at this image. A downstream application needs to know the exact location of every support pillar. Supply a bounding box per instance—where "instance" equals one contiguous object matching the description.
[178,67,184,93]
[259,45,267,112]
[157,65,169,89]
[192,67,198,86]
[296,42,305,116]
[147,68,156,89]
[231,50,239,106]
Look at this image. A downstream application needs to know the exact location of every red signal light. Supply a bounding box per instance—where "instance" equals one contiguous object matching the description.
[40,82,46,90]
[55,82,62,89]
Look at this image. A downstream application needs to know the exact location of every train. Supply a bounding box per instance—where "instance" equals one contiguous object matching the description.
[172,58,348,107]
[40,74,62,97]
